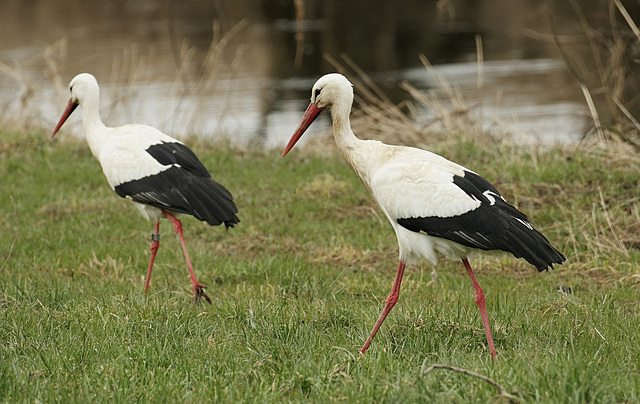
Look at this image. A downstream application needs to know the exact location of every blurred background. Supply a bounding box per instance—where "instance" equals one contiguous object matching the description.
[1,0,639,148]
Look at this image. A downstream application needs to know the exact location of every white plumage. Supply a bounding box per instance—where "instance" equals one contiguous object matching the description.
[98,131,176,190]
[368,147,484,263]
[282,73,565,358]
[52,73,239,303]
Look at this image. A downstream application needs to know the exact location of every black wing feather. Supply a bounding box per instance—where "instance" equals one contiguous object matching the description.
[397,170,565,271]
[114,142,239,228]
[145,142,211,177]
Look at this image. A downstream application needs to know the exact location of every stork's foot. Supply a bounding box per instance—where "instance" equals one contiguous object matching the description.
[194,284,212,304]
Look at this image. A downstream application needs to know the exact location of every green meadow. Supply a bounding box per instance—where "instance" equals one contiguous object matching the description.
[0,130,639,402]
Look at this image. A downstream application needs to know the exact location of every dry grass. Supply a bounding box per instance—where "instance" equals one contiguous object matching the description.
[0,20,247,138]
[545,0,640,148]
[309,51,492,153]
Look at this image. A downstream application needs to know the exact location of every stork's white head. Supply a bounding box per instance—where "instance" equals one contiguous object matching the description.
[309,73,353,111]
[68,73,100,105]
[282,73,354,157]
[52,73,100,137]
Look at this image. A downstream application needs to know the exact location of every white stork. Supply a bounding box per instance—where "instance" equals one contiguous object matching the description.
[282,73,565,359]
[52,73,239,303]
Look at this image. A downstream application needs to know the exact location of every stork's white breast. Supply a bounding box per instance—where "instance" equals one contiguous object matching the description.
[368,146,482,221]
[96,124,184,189]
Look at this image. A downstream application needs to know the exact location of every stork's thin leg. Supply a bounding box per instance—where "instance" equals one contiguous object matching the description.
[143,219,161,294]
[361,260,406,354]
[162,210,212,304]
[462,258,497,360]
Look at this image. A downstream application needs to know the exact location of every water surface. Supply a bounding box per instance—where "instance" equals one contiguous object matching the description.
[1,0,615,147]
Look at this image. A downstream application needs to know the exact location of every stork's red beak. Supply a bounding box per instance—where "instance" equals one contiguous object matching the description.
[52,99,79,137]
[281,102,324,158]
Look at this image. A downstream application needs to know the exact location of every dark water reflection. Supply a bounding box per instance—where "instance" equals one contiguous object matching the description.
[1,0,633,146]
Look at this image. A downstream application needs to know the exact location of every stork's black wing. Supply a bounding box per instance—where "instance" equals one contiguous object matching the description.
[397,170,564,271]
[114,141,239,228]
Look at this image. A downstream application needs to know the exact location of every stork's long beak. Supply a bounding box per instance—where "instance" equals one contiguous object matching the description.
[52,99,79,138]
[281,102,324,158]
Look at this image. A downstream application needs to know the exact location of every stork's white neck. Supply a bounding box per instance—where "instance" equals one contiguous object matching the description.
[79,92,108,161]
[329,102,376,188]
[331,105,357,149]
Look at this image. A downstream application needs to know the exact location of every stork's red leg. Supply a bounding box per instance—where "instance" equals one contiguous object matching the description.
[162,210,212,304]
[143,219,161,294]
[462,258,497,360]
[361,260,406,354]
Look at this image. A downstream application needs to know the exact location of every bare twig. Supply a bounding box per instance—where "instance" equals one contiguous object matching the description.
[613,96,640,132]
[341,54,394,106]
[613,0,640,44]
[597,187,629,256]
[413,363,520,403]
[581,84,606,141]
[475,34,483,90]
[569,0,605,78]
[166,0,181,72]
[325,54,396,110]
[548,14,585,85]
[294,0,305,69]
[1,196,19,271]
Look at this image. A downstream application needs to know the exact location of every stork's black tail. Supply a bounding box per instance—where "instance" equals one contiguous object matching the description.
[114,166,239,229]
[182,176,240,229]
[498,219,565,272]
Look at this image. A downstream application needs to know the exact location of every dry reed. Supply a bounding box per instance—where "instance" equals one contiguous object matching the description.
[0,20,247,139]
[547,0,640,149]
[308,49,495,153]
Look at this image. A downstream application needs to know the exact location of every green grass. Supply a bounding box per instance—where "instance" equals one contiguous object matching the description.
[0,130,639,402]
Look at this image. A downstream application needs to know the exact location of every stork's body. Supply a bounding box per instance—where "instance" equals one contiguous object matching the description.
[282,73,565,358]
[52,73,239,303]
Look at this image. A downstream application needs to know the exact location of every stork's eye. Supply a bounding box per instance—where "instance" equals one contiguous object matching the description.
[314,88,321,99]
